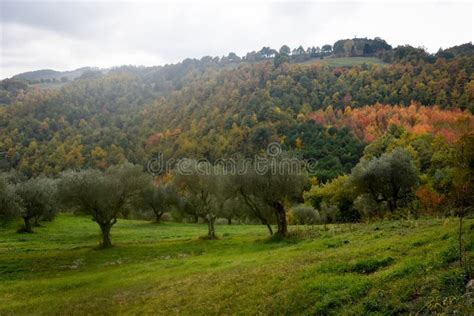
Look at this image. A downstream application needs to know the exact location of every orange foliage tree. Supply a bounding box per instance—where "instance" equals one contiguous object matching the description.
[309,102,473,143]
[415,185,445,215]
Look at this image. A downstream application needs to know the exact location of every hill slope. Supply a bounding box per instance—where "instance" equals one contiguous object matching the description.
[1,50,473,178]
[0,214,472,314]
[12,67,100,81]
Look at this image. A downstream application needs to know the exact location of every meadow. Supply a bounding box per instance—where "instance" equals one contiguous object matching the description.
[300,56,387,67]
[0,214,472,315]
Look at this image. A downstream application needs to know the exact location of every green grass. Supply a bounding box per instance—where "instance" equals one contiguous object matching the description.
[300,56,387,67]
[0,214,472,315]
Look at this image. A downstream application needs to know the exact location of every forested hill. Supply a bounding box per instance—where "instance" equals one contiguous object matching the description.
[0,38,473,178]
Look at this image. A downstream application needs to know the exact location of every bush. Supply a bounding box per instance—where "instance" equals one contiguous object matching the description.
[215,218,229,225]
[319,202,339,224]
[336,199,361,223]
[291,205,320,225]
[170,209,185,222]
[160,212,173,222]
[354,194,382,219]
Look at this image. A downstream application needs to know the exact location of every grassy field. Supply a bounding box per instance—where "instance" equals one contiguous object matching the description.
[300,56,387,67]
[233,56,387,69]
[0,214,472,315]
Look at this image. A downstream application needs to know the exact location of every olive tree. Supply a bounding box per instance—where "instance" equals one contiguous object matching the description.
[350,147,419,214]
[0,174,21,224]
[139,180,179,223]
[177,198,200,223]
[15,177,58,233]
[221,197,245,225]
[174,160,230,238]
[59,163,147,248]
[233,158,308,237]
[231,170,275,235]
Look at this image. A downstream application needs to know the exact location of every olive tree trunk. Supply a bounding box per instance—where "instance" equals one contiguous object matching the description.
[22,216,33,233]
[207,215,217,239]
[240,189,273,236]
[98,220,116,248]
[153,210,165,223]
[273,201,288,237]
[34,215,41,227]
[265,222,274,236]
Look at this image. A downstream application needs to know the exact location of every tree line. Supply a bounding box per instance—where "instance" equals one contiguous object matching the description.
[0,157,308,247]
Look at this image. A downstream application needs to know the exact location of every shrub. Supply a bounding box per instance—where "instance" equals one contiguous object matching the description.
[319,202,339,224]
[354,194,383,219]
[292,205,320,225]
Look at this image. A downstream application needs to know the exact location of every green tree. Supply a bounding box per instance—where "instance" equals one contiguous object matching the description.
[140,180,179,223]
[15,177,58,233]
[59,163,147,248]
[449,134,474,266]
[233,157,308,237]
[0,174,21,224]
[351,148,419,214]
[279,45,291,55]
[303,175,359,222]
[174,161,231,238]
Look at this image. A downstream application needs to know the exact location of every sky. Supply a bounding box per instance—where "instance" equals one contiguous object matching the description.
[1,0,473,79]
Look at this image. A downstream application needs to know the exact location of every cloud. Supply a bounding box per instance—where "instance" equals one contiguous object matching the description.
[1,1,472,78]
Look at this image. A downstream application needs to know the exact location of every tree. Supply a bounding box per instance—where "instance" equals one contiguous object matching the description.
[274,53,290,68]
[0,174,21,224]
[15,177,58,233]
[174,160,230,238]
[321,44,332,54]
[221,197,243,225]
[415,184,444,215]
[304,175,359,223]
[448,134,474,267]
[227,164,274,234]
[259,47,277,59]
[226,52,241,63]
[350,148,419,214]
[140,180,179,223]
[274,45,291,67]
[59,163,147,248]
[237,183,275,235]
[232,157,308,237]
[279,45,291,55]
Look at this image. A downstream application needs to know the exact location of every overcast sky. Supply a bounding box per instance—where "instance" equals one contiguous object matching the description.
[1,0,473,78]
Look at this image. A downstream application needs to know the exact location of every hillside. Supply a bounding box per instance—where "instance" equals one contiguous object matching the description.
[1,49,473,178]
[0,214,472,314]
[300,56,387,67]
[12,67,101,82]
